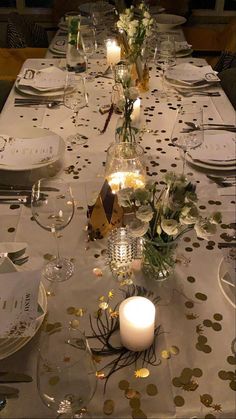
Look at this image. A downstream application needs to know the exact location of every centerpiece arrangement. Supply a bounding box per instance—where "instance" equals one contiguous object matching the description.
[117,172,221,281]
[117,1,153,90]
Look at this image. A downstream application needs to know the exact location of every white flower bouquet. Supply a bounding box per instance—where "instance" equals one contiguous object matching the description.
[117,172,221,280]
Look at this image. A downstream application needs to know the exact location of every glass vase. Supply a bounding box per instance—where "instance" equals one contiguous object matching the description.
[66,16,87,73]
[115,116,139,144]
[105,142,146,194]
[142,238,178,282]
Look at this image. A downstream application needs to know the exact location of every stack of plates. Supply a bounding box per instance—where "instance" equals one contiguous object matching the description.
[49,38,67,56]
[165,63,219,90]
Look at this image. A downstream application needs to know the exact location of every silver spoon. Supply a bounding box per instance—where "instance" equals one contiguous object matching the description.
[14,101,62,109]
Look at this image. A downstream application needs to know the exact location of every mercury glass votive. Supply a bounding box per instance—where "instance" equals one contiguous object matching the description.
[107,227,137,280]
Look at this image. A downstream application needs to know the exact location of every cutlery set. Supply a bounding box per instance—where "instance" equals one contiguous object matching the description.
[14,98,63,108]
[182,122,236,133]
[175,90,221,97]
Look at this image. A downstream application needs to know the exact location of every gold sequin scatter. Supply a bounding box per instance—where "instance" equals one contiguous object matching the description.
[130,398,140,409]
[103,400,114,415]
[99,302,108,310]
[132,409,147,419]
[134,368,150,378]
[203,319,212,327]
[146,384,158,396]
[230,381,236,390]
[161,350,171,359]
[195,292,207,301]
[67,306,76,315]
[49,376,59,386]
[109,309,119,318]
[101,249,107,256]
[212,322,222,331]
[75,308,86,317]
[172,377,182,387]
[213,313,223,321]
[120,278,134,286]
[227,355,236,365]
[187,276,195,283]
[96,371,105,380]
[93,268,103,277]
[205,415,216,419]
[43,253,54,261]
[200,394,213,407]
[174,396,185,407]
[192,368,203,377]
[185,301,194,308]
[170,345,180,355]
[70,319,80,329]
[119,380,129,390]
[180,368,193,384]
[218,370,236,391]
[196,334,212,353]
[125,389,140,399]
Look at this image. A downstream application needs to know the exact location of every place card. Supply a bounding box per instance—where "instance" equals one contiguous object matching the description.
[0,269,41,338]
[18,67,74,91]
[0,135,60,166]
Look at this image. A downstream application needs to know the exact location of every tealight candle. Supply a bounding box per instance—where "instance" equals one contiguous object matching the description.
[131,98,141,124]
[119,296,155,351]
[106,40,121,67]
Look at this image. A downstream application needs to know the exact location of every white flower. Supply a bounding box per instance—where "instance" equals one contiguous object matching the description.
[136,205,153,222]
[144,11,151,19]
[117,187,133,207]
[161,218,179,236]
[180,205,199,225]
[128,218,149,237]
[194,220,217,240]
[142,17,151,28]
[125,87,139,100]
[209,211,222,225]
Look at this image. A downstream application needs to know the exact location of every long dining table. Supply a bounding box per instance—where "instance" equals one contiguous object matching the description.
[0,21,235,419]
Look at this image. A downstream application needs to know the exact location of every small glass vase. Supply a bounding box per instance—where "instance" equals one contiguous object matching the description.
[129,55,149,93]
[66,16,87,73]
[115,116,139,144]
[142,238,178,282]
[105,142,146,194]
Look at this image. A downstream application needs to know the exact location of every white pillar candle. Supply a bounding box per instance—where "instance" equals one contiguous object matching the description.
[106,40,121,67]
[119,296,155,351]
[131,98,141,124]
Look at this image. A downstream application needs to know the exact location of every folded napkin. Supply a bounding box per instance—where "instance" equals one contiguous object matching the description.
[221,248,236,287]
[0,134,61,167]
[165,63,220,85]
[18,67,74,92]
[0,255,16,273]
[189,133,236,164]
[0,269,41,338]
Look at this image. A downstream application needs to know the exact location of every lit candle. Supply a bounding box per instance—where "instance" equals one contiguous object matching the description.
[131,98,141,124]
[106,40,121,67]
[119,296,156,351]
[106,171,145,193]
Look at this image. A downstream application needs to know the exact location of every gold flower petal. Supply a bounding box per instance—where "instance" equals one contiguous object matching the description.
[96,371,105,380]
[134,368,150,378]
[99,302,108,310]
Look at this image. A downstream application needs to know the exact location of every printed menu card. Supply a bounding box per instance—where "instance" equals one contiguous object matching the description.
[0,269,41,338]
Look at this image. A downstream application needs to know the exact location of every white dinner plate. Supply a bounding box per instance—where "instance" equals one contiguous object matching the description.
[176,48,193,58]
[15,79,66,97]
[164,76,214,90]
[0,127,65,171]
[0,282,47,360]
[218,258,236,309]
[78,1,114,15]
[185,153,236,172]
[155,14,186,31]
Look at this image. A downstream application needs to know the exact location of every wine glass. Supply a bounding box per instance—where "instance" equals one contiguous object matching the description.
[171,104,204,174]
[81,27,97,81]
[37,327,97,418]
[31,178,75,282]
[155,34,176,96]
[64,73,88,145]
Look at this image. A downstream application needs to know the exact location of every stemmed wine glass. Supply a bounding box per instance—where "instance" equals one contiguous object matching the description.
[155,34,176,97]
[64,73,88,145]
[31,178,75,282]
[171,104,204,174]
[37,326,97,418]
[81,28,97,81]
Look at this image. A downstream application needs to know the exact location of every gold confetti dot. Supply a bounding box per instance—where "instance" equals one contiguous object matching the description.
[202,345,212,353]
[125,389,137,399]
[180,368,193,384]
[200,394,213,407]
[161,350,171,359]
[212,322,222,331]
[227,356,236,365]
[218,370,229,380]
[49,376,59,386]
[187,276,195,283]
[203,319,212,327]
[131,409,147,419]
[192,368,203,378]
[198,335,208,344]
[130,398,141,409]
[101,249,107,256]
[205,414,216,419]
[185,301,194,308]
[174,395,185,407]
[213,313,223,321]
[195,292,207,301]
[146,384,158,396]
[118,380,129,390]
[99,302,108,310]
[67,306,76,315]
[172,377,182,387]
[93,268,103,277]
[230,380,236,391]
[170,346,180,355]
[134,368,150,378]
[103,400,114,415]
[70,319,80,329]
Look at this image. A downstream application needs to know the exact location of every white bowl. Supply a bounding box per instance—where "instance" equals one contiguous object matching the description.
[155,14,186,31]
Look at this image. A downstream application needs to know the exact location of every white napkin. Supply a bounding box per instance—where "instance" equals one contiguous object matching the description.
[0,134,61,167]
[189,133,236,164]
[0,269,41,338]
[0,255,16,273]
[165,63,219,85]
[18,67,73,92]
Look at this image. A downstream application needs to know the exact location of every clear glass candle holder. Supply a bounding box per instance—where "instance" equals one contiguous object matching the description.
[107,227,137,281]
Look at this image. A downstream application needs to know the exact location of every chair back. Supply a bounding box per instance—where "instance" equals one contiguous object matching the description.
[7,12,48,48]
